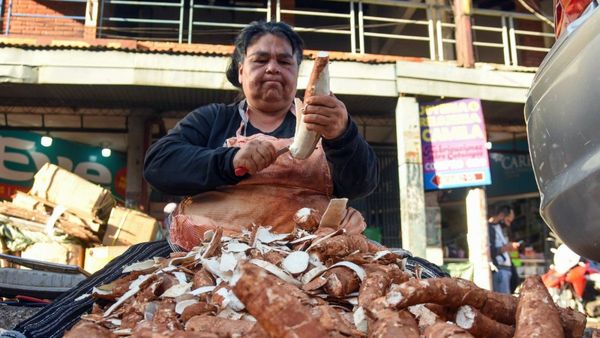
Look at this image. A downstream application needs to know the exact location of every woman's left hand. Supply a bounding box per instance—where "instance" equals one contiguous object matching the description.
[303,94,349,140]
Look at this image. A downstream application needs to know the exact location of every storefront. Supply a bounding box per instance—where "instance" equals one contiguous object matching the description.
[438,139,549,281]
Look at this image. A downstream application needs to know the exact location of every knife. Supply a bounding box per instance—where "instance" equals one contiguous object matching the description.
[234,146,290,176]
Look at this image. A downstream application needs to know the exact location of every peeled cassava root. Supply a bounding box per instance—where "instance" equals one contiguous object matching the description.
[289,51,329,160]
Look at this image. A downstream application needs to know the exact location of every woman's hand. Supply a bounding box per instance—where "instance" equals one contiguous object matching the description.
[303,94,349,140]
[233,139,277,175]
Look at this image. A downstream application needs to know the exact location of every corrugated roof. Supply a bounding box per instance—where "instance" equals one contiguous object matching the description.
[0,35,424,64]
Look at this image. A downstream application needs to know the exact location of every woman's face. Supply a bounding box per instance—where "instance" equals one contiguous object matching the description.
[238,33,299,114]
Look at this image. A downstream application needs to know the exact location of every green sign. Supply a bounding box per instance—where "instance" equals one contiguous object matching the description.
[486,142,538,197]
[0,130,126,199]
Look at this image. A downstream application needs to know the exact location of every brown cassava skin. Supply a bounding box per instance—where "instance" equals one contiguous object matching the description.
[359,271,392,308]
[311,305,367,337]
[202,226,222,258]
[93,271,147,301]
[558,305,587,338]
[358,263,411,310]
[382,277,517,325]
[361,263,410,284]
[153,299,182,331]
[423,322,474,338]
[293,208,321,232]
[192,267,215,289]
[407,304,445,332]
[132,323,217,338]
[63,321,118,338]
[262,251,285,266]
[423,303,456,322]
[368,309,420,338]
[245,323,271,338]
[379,276,583,337]
[180,302,217,323]
[455,305,514,338]
[304,55,329,99]
[323,266,361,298]
[184,316,254,336]
[233,263,332,338]
[310,234,375,261]
[514,276,564,338]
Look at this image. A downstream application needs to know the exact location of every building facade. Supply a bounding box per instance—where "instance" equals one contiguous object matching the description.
[0,0,555,286]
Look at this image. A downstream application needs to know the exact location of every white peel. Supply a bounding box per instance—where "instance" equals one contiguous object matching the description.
[330,261,366,281]
[104,274,152,317]
[173,271,188,284]
[353,307,368,333]
[301,265,328,284]
[219,252,238,273]
[122,259,156,273]
[256,227,290,244]
[190,285,216,296]
[225,241,251,253]
[175,299,198,314]
[290,234,318,244]
[249,259,301,286]
[160,282,192,298]
[319,198,348,229]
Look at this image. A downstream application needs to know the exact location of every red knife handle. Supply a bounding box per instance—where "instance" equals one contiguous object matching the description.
[235,167,248,176]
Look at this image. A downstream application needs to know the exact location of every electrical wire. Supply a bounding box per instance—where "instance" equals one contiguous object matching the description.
[516,0,554,27]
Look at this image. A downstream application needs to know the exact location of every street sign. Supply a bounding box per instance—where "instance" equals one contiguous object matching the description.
[420,98,491,190]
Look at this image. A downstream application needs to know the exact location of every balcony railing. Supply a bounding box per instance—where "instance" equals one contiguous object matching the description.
[1,0,555,67]
[98,0,185,42]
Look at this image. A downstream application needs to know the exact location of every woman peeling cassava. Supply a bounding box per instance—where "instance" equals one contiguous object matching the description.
[11,21,378,338]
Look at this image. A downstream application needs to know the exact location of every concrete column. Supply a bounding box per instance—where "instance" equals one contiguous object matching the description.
[466,188,492,289]
[125,114,146,209]
[84,0,99,39]
[454,0,475,67]
[425,192,444,266]
[395,96,427,258]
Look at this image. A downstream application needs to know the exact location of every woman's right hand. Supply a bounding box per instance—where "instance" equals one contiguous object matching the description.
[232,139,278,175]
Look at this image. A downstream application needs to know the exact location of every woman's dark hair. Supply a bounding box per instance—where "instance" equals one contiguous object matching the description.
[225,21,304,89]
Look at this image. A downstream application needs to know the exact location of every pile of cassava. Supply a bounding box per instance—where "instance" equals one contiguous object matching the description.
[64,201,586,338]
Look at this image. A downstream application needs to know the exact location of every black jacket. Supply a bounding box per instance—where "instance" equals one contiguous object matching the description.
[144,101,379,199]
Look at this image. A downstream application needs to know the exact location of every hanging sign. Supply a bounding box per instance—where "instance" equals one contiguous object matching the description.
[420,98,491,190]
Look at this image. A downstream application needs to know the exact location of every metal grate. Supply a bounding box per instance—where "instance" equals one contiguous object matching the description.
[349,145,400,248]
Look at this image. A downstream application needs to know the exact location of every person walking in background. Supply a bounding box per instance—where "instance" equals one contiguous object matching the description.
[488,204,520,294]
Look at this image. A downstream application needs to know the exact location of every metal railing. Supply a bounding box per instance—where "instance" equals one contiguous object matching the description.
[2,0,555,67]
[358,0,436,59]
[436,6,554,66]
[505,11,554,66]
[98,0,185,42]
[4,0,86,37]
[188,0,270,44]
[276,0,357,54]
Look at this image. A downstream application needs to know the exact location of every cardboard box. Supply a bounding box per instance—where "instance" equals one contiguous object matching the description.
[102,206,158,246]
[29,163,115,223]
[11,191,46,213]
[21,242,84,268]
[84,246,129,274]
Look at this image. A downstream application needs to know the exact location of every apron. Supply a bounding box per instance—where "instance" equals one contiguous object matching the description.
[170,101,334,251]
